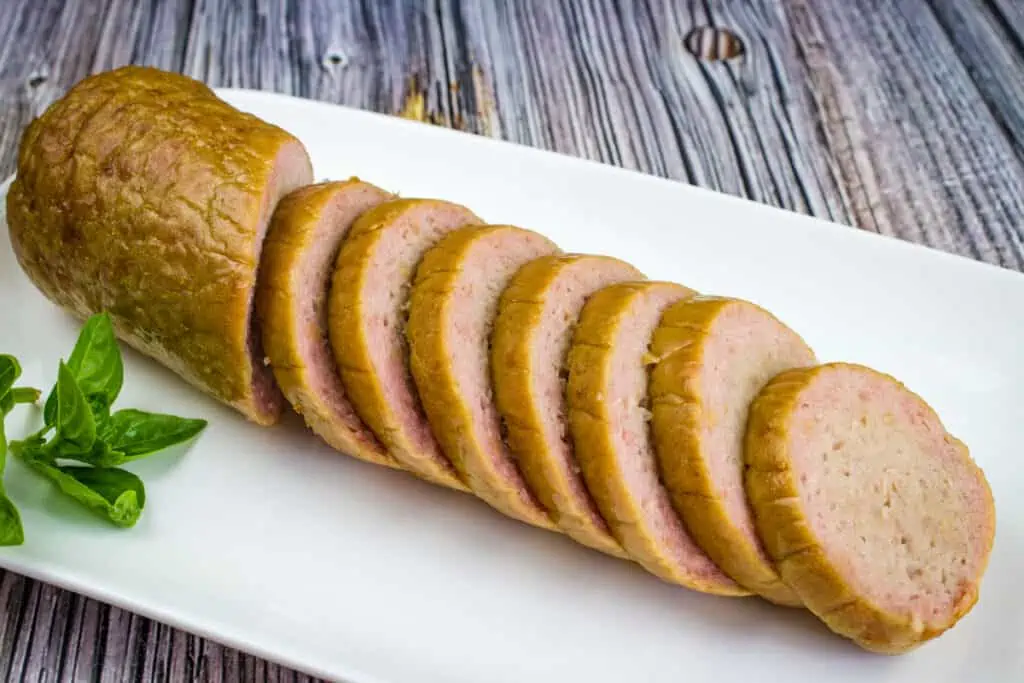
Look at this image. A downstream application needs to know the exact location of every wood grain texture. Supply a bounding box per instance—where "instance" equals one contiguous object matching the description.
[930,0,1024,156]
[787,0,1024,267]
[1,0,1023,680]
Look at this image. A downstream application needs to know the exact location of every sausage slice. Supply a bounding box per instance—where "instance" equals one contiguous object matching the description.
[745,363,996,653]
[492,254,644,555]
[257,179,399,468]
[649,296,816,605]
[408,226,561,528]
[569,282,747,594]
[329,198,481,490]
[6,66,314,424]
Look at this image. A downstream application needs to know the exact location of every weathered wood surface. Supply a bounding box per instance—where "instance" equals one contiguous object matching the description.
[0,0,1022,680]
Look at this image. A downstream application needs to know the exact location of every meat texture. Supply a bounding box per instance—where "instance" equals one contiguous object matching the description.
[6,66,313,424]
[329,198,481,490]
[257,179,400,468]
[408,225,561,529]
[492,254,644,555]
[569,282,748,594]
[745,362,996,653]
[649,296,816,605]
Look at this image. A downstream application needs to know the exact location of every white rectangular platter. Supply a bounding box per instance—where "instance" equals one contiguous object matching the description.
[0,88,1021,683]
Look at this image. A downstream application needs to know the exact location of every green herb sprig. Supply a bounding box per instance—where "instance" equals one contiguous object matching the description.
[1,313,207,544]
[0,355,41,545]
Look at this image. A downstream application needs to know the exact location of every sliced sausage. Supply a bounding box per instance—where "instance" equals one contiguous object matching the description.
[6,66,313,424]
[745,362,996,653]
[257,179,400,469]
[492,254,644,556]
[649,296,816,605]
[329,198,481,490]
[569,282,748,594]
[408,226,561,529]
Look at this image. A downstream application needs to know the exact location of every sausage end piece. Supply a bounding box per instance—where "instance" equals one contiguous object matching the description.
[745,363,995,653]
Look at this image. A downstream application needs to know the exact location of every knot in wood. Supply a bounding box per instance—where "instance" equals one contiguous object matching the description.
[684,26,745,62]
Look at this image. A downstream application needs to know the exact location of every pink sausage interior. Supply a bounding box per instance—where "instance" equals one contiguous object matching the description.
[445,229,558,493]
[360,203,478,460]
[295,184,390,447]
[249,138,315,420]
[787,367,993,627]
[607,284,728,582]
[530,257,642,530]
[698,303,816,563]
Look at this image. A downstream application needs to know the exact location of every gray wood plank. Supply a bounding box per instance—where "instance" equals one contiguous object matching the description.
[2,0,1024,681]
[786,0,1024,268]
[0,0,193,179]
[929,0,1024,158]
[990,0,1024,57]
[440,0,853,226]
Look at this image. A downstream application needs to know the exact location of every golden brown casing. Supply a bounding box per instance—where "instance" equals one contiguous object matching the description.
[6,66,313,424]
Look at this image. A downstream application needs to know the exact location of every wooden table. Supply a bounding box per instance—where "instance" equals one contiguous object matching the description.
[1,0,1021,680]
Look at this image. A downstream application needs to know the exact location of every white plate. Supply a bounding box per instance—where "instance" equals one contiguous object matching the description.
[1,88,1021,683]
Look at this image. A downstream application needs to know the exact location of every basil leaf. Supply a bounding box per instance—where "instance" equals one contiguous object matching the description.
[48,361,96,456]
[0,495,24,546]
[26,460,144,528]
[0,417,25,546]
[0,418,6,478]
[44,313,123,425]
[45,390,111,428]
[11,436,49,466]
[88,439,123,468]
[43,388,55,426]
[10,387,40,405]
[50,438,125,469]
[0,363,35,547]
[99,409,207,460]
[0,355,20,398]
[88,393,111,423]
[64,466,146,514]
[50,408,204,467]
[0,387,37,417]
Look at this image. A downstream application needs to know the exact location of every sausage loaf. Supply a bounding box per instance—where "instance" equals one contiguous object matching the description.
[6,66,314,424]
[7,66,996,656]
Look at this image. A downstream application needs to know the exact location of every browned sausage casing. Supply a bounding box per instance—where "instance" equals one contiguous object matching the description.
[6,66,314,424]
